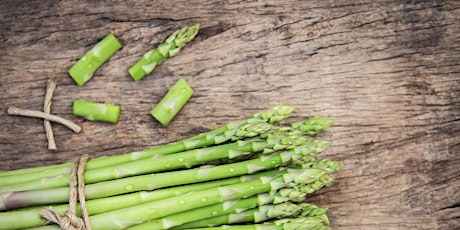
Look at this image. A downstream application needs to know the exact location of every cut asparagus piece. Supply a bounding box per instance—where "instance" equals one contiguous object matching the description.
[150,78,193,126]
[68,33,122,86]
[72,99,121,123]
[129,24,200,81]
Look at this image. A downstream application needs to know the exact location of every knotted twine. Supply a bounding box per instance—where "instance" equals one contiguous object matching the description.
[39,154,91,230]
[7,77,82,150]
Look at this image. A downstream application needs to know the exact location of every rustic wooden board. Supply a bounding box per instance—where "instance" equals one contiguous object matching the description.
[0,0,459,229]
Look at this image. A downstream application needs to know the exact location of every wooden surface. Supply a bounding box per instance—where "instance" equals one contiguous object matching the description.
[1,0,459,229]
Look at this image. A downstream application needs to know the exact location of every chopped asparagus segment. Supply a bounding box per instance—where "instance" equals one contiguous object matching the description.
[68,33,122,86]
[129,23,200,81]
[72,99,121,123]
[150,78,193,126]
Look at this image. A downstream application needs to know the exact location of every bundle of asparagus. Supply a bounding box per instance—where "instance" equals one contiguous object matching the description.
[0,105,340,230]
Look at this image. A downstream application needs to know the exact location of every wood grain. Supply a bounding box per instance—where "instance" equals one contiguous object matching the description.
[0,0,459,229]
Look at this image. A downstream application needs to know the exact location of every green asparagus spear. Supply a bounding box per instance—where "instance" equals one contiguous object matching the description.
[129,24,200,81]
[0,135,328,210]
[141,202,300,230]
[168,177,336,230]
[182,216,331,230]
[68,33,122,86]
[150,78,193,126]
[0,129,316,194]
[0,169,288,229]
[132,196,262,230]
[290,117,333,135]
[21,217,332,230]
[130,188,327,230]
[112,159,333,229]
[88,167,331,229]
[0,105,310,181]
[273,216,332,230]
[0,121,273,188]
[0,105,341,230]
[172,202,302,229]
[0,106,294,186]
[189,105,295,142]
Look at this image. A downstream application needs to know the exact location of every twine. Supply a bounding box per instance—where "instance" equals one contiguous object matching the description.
[7,77,81,150]
[44,77,58,150]
[7,107,81,133]
[39,154,91,230]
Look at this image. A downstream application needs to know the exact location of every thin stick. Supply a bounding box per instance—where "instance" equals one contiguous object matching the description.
[7,107,81,133]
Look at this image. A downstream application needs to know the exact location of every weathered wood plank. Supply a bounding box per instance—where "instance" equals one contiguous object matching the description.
[0,0,459,229]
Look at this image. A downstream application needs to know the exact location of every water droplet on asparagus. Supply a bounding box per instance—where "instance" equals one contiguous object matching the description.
[147,209,157,215]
